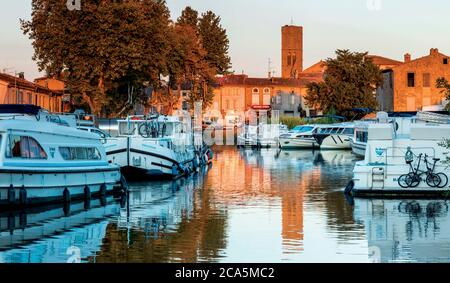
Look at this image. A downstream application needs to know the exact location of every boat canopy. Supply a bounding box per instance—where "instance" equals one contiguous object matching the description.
[0,104,41,115]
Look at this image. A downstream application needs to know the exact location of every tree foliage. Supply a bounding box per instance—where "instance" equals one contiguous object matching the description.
[436,77,450,110]
[305,49,383,117]
[21,1,230,115]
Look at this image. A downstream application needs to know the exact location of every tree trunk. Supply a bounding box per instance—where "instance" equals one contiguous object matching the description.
[82,92,97,115]
[97,74,106,117]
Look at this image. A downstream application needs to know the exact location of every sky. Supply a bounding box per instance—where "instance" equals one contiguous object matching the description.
[1,0,450,80]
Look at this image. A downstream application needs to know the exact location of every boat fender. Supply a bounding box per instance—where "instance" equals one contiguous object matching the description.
[172,164,178,176]
[120,175,129,194]
[344,180,355,195]
[63,188,71,203]
[99,184,107,196]
[19,187,27,205]
[84,186,91,200]
[8,185,15,204]
[193,156,199,169]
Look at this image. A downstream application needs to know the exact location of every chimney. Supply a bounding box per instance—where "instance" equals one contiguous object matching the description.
[430,48,439,55]
[404,53,411,63]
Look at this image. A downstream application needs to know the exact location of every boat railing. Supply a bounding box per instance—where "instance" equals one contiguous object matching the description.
[417,111,450,124]
[380,146,437,173]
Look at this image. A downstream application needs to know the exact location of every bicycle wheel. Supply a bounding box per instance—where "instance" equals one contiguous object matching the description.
[426,173,441,188]
[398,174,412,188]
[409,173,421,188]
[437,173,449,189]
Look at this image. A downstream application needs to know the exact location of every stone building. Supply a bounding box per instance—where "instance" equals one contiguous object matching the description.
[377,48,450,112]
[281,25,303,79]
[213,74,322,117]
[0,72,63,112]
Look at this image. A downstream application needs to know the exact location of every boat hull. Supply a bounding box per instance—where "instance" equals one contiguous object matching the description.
[352,162,450,197]
[319,134,352,150]
[0,167,121,208]
[279,138,318,149]
[106,137,196,179]
[351,140,366,157]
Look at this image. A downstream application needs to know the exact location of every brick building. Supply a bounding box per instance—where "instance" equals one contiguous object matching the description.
[281,25,303,79]
[377,48,450,112]
[212,24,323,117]
[0,72,63,112]
[213,74,322,117]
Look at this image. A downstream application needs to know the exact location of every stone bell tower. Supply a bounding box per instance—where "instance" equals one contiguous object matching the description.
[281,25,303,79]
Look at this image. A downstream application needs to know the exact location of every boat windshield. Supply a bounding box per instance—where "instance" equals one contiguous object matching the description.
[292,126,314,133]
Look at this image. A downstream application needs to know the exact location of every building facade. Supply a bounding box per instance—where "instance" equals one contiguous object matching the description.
[213,74,322,117]
[281,25,303,79]
[389,49,450,111]
[0,73,63,112]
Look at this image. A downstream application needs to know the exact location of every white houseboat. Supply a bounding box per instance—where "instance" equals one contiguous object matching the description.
[279,125,320,149]
[0,105,122,207]
[105,115,197,179]
[313,123,355,150]
[349,112,450,197]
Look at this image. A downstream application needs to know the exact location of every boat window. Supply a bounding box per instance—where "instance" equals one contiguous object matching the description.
[330,128,339,134]
[343,128,354,135]
[59,147,102,160]
[7,135,47,159]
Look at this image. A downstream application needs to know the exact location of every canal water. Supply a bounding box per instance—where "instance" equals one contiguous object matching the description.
[1,147,450,263]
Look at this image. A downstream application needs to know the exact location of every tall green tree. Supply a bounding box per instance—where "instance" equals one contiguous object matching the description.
[436,77,450,110]
[177,6,199,28]
[305,49,383,117]
[168,7,230,110]
[21,0,171,116]
[198,11,231,75]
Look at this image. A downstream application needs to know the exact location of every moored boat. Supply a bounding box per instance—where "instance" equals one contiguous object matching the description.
[313,123,355,150]
[279,125,320,149]
[105,115,198,179]
[0,105,122,207]
[349,112,450,197]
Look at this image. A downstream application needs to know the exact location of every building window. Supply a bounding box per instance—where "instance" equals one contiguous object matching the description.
[292,52,297,65]
[263,94,271,106]
[7,135,47,159]
[276,94,282,104]
[252,88,259,105]
[263,88,270,94]
[444,58,448,65]
[287,53,291,66]
[290,93,296,105]
[423,73,431,87]
[17,91,24,104]
[59,147,102,161]
[407,73,415,87]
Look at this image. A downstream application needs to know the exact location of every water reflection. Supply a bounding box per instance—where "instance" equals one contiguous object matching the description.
[354,198,450,263]
[1,147,450,263]
[0,197,121,263]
